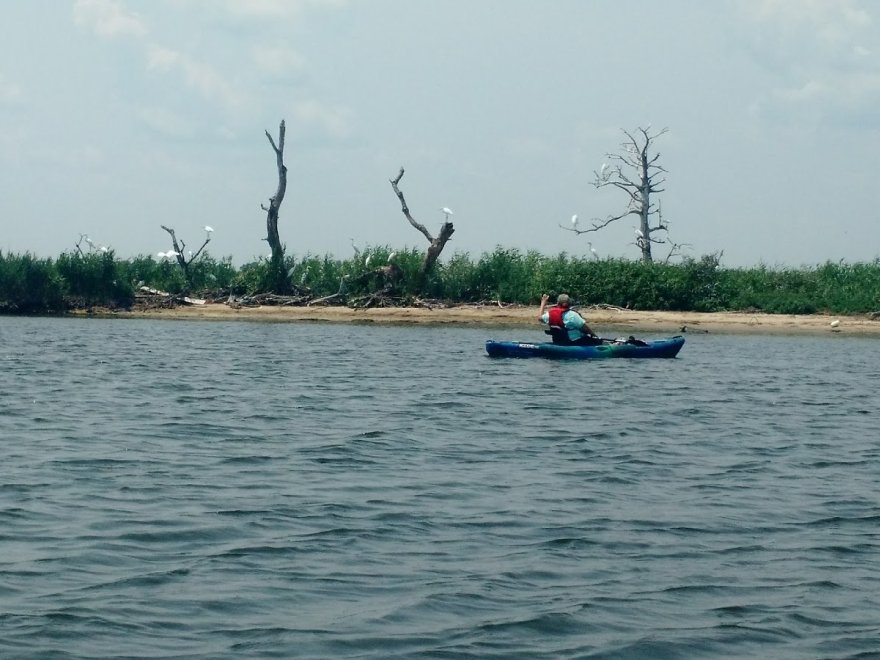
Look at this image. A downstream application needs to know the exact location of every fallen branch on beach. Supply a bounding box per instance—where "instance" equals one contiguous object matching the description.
[136,286,205,308]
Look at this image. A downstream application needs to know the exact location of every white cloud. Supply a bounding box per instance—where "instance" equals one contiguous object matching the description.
[0,73,24,105]
[746,0,871,36]
[738,0,880,126]
[181,59,241,109]
[0,125,27,152]
[252,45,306,77]
[146,45,249,114]
[223,0,345,20]
[774,79,829,104]
[292,99,355,139]
[73,0,147,38]
[146,45,180,71]
[138,106,195,138]
[503,136,552,159]
[742,0,875,68]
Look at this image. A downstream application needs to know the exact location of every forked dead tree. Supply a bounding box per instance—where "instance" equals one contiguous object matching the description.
[562,127,672,263]
[75,234,110,257]
[160,225,211,290]
[389,167,455,291]
[261,120,288,292]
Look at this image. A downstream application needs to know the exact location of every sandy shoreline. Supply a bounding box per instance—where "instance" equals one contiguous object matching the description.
[84,303,880,337]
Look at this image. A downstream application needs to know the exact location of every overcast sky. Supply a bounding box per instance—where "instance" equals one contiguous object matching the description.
[1,0,877,267]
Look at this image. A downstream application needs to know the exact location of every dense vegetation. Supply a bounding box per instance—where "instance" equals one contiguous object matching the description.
[1,248,879,315]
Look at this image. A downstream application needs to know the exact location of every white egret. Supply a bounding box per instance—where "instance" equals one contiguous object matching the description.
[204,225,214,233]
[600,163,608,177]
[588,242,599,259]
[571,214,578,228]
[388,252,397,262]
[85,236,94,246]
[441,207,454,220]
[99,246,109,253]
[365,254,371,267]
[635,228,644,238]
[830,319,840,328]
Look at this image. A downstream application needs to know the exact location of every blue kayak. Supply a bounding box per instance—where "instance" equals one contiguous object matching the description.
[485,336,684,359]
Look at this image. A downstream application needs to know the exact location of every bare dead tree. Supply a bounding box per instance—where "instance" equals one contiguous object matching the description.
[561,127,670,263]
[75,234,110,257]
[389,167,455,291]
[75,234,91,257]
[261,120,288,292]
[160,225,211,290]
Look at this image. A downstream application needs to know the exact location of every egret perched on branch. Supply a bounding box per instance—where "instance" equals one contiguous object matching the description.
[441,207,454,220]
[85,236,94,247]
[204,225,214,234]
[635,228,644,238]
[571,214,578,229]
[588,242,599,259]
[600,163,609,178]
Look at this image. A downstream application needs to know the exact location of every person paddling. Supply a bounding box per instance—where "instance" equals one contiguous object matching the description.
[538,293,602,345]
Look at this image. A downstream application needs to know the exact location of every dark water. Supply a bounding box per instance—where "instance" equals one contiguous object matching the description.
[1,316,878,659]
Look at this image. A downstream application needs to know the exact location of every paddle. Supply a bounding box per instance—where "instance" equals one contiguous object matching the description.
[545,330,647,346]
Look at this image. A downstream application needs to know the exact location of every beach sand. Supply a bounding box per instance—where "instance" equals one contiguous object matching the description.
[92,303,880,337]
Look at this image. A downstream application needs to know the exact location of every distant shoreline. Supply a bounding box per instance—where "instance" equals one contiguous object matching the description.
[67,303,880,337]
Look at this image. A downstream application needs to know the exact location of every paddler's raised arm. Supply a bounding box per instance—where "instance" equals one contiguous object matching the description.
[538,293,550,321]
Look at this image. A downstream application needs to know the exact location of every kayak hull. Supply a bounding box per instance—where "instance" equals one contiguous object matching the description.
[485,336,685,359]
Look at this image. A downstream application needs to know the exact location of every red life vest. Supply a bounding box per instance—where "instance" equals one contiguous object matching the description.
[548,305,568,328]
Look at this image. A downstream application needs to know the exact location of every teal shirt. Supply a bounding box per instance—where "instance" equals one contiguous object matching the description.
[541,309,589,342]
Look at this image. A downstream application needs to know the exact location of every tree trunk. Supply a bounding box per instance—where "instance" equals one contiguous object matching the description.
[421,222,455,288]
[263,120,288,292]
[160,225,193,290]
[638,172,652,263]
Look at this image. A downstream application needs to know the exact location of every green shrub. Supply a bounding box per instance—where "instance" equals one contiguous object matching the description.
[4,246,880,315]
[0,252,65,312]
[56,251,134,307]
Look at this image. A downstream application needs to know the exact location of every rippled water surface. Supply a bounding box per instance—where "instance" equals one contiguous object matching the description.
[1,316,879,658]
